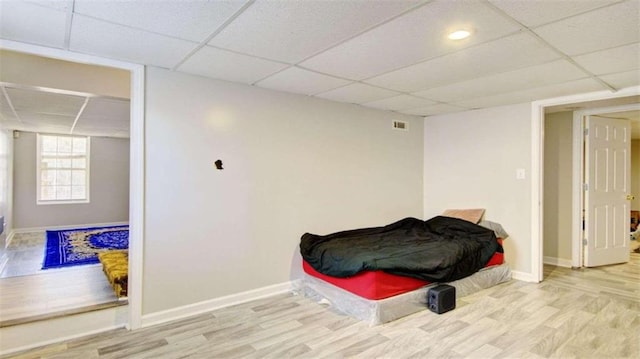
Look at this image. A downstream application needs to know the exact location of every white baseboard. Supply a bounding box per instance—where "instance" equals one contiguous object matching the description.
[511,270,537,283]
[543,256,572,268]
[141,281,293,328]
[12,221,129,234]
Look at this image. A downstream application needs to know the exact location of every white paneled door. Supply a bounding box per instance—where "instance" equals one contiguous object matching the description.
[584,115,631,267]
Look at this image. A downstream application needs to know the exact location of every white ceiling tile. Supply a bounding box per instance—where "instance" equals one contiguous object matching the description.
[7,88,85,116]
[74,0,248,43]
[400,103,470,116]
[21,113,75,127]
[256,67,351,95]
[69,15,198,69]
[533,1,640,56]
[78,98,130,129]
[488,0,616,27]
[0,1,67,48]
[598,69,640,89]
[209,0,425,63]
[573,42,640,75]
[413,60,588,103]
[315,83,400,104]
[179,46,288,85]
[361,95,437,111]
[453,78,607,108]
[299,0,521,80]
[75,119,129,132]
[366,32,560,92]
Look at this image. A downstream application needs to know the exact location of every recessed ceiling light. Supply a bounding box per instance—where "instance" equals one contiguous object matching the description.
[448,30,471,40]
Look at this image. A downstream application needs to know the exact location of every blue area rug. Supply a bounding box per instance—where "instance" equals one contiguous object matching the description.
[42,225,129,270]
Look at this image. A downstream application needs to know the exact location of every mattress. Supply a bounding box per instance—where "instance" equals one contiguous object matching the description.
[302,239,505,300]
[294,263,512,326]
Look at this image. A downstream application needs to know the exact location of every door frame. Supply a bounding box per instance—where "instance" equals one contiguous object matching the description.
[532,85,640,282]
[572,103,639,267]
[0,39,145,329]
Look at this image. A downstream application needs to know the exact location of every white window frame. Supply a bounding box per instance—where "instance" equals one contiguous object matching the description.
[36,133,91,205]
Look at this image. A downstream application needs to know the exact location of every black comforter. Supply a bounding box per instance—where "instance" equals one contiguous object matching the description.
[300,216,501,283]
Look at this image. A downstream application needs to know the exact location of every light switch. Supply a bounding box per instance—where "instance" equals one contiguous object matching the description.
[516,168,526,180]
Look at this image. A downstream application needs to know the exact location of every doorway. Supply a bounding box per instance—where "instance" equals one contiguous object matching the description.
[539,95,639,279]
[0,40,144,331]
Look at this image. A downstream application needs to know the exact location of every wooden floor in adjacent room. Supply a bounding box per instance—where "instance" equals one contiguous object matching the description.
[0,265,125,328]
[4,252,639,359]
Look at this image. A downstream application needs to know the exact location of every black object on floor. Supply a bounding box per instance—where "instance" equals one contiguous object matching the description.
[428,284,456,314]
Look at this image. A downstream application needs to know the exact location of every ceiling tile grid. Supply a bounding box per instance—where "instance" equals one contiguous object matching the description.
[178,45,289,85]
[400,103,471,117]
[72,0,250,43]
[453,78,606,109]
[255,67,351,96]
[364,32,562,93]
[209,0,426,64]
[531,0,640,56]
[361,95,438,112]
[315,83,401,104]
[487,0,620,28]
[0,0,639,136]
[69,15,200,69]
[572,42,640,76]
[298,0,523,81]
[412,59,591,103]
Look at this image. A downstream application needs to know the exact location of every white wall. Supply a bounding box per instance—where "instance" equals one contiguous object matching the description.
[423,103,532,275]
[144,67,424,315]
[12,132,130,229]
[0,129,12,247]
[543,112,573,263]
[632,139,640,211]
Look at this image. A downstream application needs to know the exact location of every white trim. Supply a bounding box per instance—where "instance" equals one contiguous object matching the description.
[532,86,640,283]
[531,102,543,283]
[543,256,573,268]
[10,221,129,234]
[510,270,537,282]
[141,281,293,328]
[127,61,145,330]
[0,306,127,356]
[0,39,145,332]
[571,111,584,268]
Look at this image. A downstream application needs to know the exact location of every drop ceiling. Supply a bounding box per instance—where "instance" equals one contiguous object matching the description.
[0,0,639,136]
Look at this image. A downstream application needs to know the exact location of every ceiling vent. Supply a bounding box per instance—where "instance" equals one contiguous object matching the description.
[392,120,408,131]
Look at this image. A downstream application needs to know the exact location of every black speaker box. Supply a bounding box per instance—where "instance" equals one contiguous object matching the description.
[427,284,456,314]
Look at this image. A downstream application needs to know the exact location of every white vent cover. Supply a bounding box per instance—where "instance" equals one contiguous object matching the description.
[392,120,408,130]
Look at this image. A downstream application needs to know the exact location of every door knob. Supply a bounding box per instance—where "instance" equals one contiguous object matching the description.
[628,195,636,200]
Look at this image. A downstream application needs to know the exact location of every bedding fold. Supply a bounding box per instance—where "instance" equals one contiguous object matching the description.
[300,216,500,283]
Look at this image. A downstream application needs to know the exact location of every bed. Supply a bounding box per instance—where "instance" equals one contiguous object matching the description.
[294,213,511,325]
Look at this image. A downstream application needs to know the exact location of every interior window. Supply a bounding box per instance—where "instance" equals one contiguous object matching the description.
[37,133,90,204]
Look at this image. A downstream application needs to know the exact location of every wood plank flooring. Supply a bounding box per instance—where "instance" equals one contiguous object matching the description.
[0,265,124,327]
[4,253,639,359]
[0,232,123,327]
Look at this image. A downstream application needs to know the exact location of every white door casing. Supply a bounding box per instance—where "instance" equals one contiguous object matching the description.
[584,115,631,267]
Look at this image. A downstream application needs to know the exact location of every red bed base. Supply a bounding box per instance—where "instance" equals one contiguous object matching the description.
[303,239,504,300]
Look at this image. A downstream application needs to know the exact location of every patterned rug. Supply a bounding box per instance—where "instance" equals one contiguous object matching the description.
[42,225,129,270]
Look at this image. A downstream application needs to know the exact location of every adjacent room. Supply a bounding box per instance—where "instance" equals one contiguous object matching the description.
[0,0,638,357]
[0,50,132,326]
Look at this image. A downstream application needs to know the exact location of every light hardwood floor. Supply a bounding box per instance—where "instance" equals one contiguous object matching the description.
[4,253,639,359]
[0,265,124,327]
[0,232,123,327]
